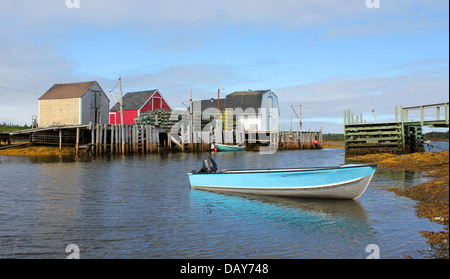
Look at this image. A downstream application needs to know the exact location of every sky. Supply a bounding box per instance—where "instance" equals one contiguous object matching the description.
[0,0,448,133]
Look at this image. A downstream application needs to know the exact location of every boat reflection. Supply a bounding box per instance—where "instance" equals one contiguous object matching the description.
[190,188,370,228]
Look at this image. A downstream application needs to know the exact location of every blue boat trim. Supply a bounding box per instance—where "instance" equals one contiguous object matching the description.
[218,164,377,174]
[191,176,365,190]
[188,164,377,200]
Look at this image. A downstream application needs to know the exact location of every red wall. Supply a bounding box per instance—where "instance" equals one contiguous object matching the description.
[140,92,171,112]
[109,92,171,125]
[109,110,138,125]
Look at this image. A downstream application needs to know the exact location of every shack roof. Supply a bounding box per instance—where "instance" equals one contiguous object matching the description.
[190,90,274,112]
[224,90,271,111]
[191,98,226,112]
[110,90,158,111]
[39,81,97,100]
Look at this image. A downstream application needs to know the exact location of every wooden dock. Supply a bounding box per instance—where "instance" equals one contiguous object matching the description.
[9,124,160,156]
[344,102,449,155]
[7,121,322,156]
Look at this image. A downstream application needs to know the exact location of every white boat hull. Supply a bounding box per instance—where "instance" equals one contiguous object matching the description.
[188,164,377,200]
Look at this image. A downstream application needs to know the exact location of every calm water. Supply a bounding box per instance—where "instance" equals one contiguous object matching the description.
[0,147,446,259]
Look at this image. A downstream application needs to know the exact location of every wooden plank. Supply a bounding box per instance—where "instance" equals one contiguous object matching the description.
[345,131,402,136]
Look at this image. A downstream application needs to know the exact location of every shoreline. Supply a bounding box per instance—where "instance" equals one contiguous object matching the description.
[347,150,449,259]
[2,144,448,258]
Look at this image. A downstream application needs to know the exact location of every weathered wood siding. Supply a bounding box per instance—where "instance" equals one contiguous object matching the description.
[38,98,81,126]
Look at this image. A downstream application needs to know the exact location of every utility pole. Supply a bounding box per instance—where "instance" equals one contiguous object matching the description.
[189,88,193,148]
[119,77,125,154]
[217,88,220,129]
[291,105,302,131]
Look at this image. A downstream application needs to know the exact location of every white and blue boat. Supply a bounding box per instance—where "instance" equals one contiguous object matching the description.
[188,158,377,200]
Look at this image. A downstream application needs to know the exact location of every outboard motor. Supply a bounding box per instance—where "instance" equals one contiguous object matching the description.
[197,157,217,174]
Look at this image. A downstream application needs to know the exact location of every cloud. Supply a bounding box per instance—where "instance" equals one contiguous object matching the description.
[120,64,251,107]
[275,61,449,132]
[0,0,448,130]
[2,0,447,37]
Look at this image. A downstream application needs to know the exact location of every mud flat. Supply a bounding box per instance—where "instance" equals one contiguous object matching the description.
[347,151,449,259]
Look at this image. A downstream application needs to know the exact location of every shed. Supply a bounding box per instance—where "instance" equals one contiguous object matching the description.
[193,89,279,132]
[226,90,279,131]
[38,81,109,127]
[109,89,171,125]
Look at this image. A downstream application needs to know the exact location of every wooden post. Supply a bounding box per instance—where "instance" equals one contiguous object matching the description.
[145,125,149,153]
[132,125,135,153]
[99,124,103,155]
[189,124,193,151]
[347,109,351,125]
[111,124,114,154]
[400,106,404,123]
[395,106,398,122]
[420,106,424,126]
[181,125,185,152]
[75,127,80,158]
[115,125,119,153]
[103,124,107,154]
[157,128,160,153]
[445,103,449,125]
[95,124,100,155]
[59,129,62,151]
[91,124,95,154]
[149,126,153,153]
[125,125,128,154]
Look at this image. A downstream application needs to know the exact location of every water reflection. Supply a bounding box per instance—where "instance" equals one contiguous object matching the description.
[193,190,369,223]
[0,148,444,259]
[372,168,431,190]
[189,189,375,258]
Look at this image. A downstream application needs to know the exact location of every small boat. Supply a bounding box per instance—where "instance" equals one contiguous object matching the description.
[188,158,377,200]
[213,143,245,152]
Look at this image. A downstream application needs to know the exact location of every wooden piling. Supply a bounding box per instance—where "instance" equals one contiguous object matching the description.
[75,127,80,158]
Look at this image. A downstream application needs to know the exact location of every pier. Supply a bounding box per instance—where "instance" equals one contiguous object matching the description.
[7,122,322,156]
[9,123,161,157]
[344,102,449,155]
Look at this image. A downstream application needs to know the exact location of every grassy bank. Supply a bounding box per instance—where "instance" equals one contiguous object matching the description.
[347,151,449,258]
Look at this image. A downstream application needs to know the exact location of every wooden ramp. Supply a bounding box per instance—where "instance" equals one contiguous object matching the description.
[344,102,448,155]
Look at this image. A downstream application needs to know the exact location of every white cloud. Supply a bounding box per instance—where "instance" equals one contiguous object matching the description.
[2,0,447,36]
[275,62,449,132]
[0,0,448,130]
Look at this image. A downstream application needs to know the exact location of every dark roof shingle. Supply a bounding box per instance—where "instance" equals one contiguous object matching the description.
[224,90,270,111]
[110,90,158,111]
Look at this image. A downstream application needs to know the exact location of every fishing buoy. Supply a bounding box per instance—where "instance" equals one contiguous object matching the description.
[313,139,318,145]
